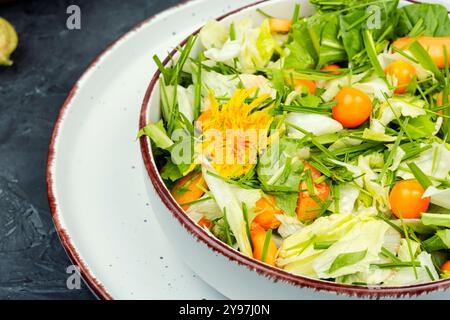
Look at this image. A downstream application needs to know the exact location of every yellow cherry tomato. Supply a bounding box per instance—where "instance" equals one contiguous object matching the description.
[385,60,416,94]
[332,87,372,128]
[389,180,430,219]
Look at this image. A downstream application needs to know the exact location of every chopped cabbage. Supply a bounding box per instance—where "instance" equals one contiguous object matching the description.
[398,142,450,182]
[337,226,401,285]
[286,113,343,138]
[313,219,389,279]
[357,153,390,213]
[388,144,406,171]
[278,213,359,268]
[278,213,399,281]
[162,85,195,123]
[199,20,228,49]
[199,70,275,99]
[257,136,304,192]
[275,214,304,239]
[353,75,392,101]
[366,95,427,139]
[202,166,255,256]
[423,187,450,209]
[328,137,362,152]
[384,251,439,286]
[233,18,282,73]
[330,183,360,214]
[186,195,222,222]
[204,40,241,62]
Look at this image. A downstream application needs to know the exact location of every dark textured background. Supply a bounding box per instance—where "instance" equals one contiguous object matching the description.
[0,0,183,300]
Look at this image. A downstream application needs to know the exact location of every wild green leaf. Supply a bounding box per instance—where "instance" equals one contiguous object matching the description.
[422,229,450,252]
[421,213,450,229]
[404,115,436,140]
[396,3,450,37]
[407,162,433,189]
[408,40,443,81]
[257,137,305,192]
[328,249,368,273]
[138,120,174,150]
[160,160,183,182]
[273,193,299,217]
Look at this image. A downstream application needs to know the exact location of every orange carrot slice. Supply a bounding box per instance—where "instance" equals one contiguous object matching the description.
[296,162,330,221]
[171,172,207,210]
[198,216,212,229]
[320,64,342,75]
[392,36,450,69]
[250,222,278,266]
[269,18,292,33]
[441,260,450,273]
[436,91,450,116]
[294,79,316,94]
[253,195,282,229]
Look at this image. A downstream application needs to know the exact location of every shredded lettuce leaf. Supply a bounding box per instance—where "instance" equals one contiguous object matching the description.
[421,212,450,229]
[398,142,450,182]
[257,136,305,192]
[330,183,359,214]
[423,187,450,210]
[199,20,229,49]
[313,219,389,278]
[275,214,304,239]
[199,70,275,99]
[202,166,256,256]
[138,120,174,150]
[286,113,343,138]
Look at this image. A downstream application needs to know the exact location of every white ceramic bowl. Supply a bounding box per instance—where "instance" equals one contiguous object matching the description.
[139,0,450,299]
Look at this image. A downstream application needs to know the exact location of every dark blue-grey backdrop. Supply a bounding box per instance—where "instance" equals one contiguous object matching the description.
[0,0,183,300]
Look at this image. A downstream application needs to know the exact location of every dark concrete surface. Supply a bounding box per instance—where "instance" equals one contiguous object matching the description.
[0,0,183,300]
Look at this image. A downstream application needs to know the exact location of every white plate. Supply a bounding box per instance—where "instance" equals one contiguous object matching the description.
[47,0,258,300]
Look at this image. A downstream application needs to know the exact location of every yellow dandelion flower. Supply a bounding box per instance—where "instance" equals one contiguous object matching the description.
[197,88,273,178]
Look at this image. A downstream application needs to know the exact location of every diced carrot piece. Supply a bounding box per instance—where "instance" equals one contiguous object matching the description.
[441,260,450,272]
[392,36,450,69]
[436,91,450,116]
[198,216,212,229]
[171,172,207,210]
[294,79,316,94]
[303,162,322,180]
[253,195,282,229]
[269,18,292,33]
[296,162,330,221]
[296,182,330,221]
[320,64,342,75]
[250,222,278,266]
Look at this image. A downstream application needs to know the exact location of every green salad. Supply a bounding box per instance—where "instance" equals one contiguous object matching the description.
[140,0,450,286]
